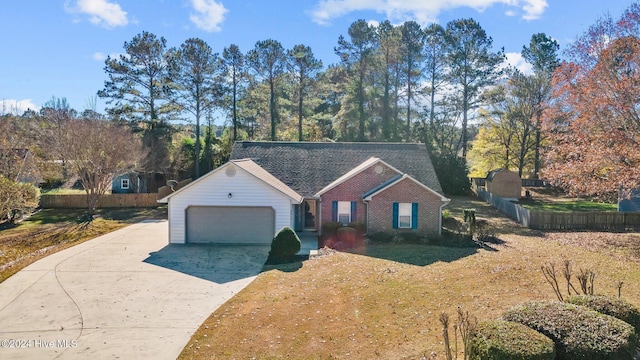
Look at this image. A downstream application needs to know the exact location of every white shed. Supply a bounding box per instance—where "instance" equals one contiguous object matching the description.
[158,159,303,244]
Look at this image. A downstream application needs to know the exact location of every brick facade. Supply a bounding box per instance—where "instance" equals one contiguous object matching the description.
[319,162,447,234]
[320,163,400,226]
[367,177,445,234]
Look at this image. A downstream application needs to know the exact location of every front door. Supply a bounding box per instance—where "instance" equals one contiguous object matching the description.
[303,199,317,230]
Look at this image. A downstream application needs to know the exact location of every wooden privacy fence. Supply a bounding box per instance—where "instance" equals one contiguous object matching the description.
[529,212,640,231]
[40,193,159,208]
[476,188,640,231]
[471,177,548,189]
[477,188,531,227]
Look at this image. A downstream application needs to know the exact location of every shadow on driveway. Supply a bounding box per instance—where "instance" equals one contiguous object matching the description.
[144,244,270,284]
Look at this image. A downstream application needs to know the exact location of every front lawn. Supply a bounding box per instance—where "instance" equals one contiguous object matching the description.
[178,219,640,359]
[0,207,166,283]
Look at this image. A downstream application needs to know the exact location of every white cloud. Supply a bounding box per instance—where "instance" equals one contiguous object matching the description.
[0,99,39,115]
[65,0,129,28]
[505,52,533,74]
[309,0,548,25]
[93,52,106,61]
[521,0,547,20]
[92,52,125,61]
[189,0,228,32]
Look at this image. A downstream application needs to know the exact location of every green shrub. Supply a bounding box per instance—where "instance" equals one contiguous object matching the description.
[470,320,555,360]
[368,232,394,243]
[437,228,477,248]
[347,221,366,235]
[503,300,638,360]
[321,221,343,238]
[566,295,640,335]
[268,226,301,263]
[320,221,343,247]
[396,231,425,244]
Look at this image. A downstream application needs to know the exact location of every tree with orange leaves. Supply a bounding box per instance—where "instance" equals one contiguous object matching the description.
[542,3,640,199]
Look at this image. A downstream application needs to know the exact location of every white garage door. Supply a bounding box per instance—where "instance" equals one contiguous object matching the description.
[186,206,275,244]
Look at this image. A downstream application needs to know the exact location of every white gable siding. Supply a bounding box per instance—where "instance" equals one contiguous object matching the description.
[167,164,295,244]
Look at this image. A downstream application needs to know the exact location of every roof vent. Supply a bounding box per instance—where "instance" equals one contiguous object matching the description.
[225,166,236,177]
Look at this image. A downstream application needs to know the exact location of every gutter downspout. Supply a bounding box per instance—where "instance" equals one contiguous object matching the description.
[363,199,369,235]
[438,198,451,236]
[317,199,322,236]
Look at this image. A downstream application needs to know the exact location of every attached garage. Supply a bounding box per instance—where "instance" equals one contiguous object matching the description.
[186,206,275,244]
[158,159,304,244]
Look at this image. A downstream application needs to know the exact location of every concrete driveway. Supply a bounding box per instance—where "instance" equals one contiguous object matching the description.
[0,220,270,359]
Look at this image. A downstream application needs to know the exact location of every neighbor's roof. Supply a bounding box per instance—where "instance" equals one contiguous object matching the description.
[230,141,443,197]
[486,168,519,181]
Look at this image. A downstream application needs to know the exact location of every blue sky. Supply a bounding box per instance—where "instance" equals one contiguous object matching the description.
[0,0,632,121]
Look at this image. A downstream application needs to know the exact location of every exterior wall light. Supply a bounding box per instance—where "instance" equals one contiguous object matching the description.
[228,193,232,198]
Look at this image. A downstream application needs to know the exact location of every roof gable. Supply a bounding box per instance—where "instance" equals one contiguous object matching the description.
[158,159,303,203]
[363,174,449,202]
[314,157,403,197]
[230,142,443,197]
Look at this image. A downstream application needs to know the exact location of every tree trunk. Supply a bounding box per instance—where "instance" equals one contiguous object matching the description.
[298,76,304,142]
[270,78,276,141]
[534,111,542,179]
[232,71,238,142]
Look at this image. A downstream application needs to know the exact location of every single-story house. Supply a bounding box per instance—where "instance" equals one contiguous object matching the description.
[112,172,145,194]
[159,141,449,245]
[112,171,167,194]
[486,169,521,200]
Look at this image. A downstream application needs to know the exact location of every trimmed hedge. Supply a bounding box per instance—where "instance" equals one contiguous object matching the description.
[268,227,301,263]
[503,300,638,360]
[566,295,640,335]
[347,221,366,235]
[470,320,555,360]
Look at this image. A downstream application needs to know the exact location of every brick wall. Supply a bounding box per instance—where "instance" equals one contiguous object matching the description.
[319,162,446,234]
[367,178,445,233]
[320,162,400,225]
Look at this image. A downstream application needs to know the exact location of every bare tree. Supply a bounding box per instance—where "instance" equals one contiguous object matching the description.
[57,119,144,217]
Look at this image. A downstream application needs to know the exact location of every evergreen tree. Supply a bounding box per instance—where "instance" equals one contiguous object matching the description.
[287,44,323,141]
[221,44,248,141]
[169,38,220,178]
[335,19,377,141]
[445,19,505,158]
[247,39,287,141]
[98,31,176,173]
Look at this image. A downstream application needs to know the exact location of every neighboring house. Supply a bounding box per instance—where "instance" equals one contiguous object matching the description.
[112,171,168,194]
[486,169,521,200]
[619,189,640,212]
[112,172,147,194]
[159,141,449,245]
[0,148,43,186]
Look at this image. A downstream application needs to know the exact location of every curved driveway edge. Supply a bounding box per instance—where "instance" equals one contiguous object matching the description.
[0,220,269,359]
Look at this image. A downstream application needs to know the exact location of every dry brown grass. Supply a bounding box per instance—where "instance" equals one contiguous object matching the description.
[0,207,167,283]
[179,196,640,360]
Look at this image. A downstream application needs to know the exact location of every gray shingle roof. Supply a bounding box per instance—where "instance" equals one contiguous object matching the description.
[230,141,443,197]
